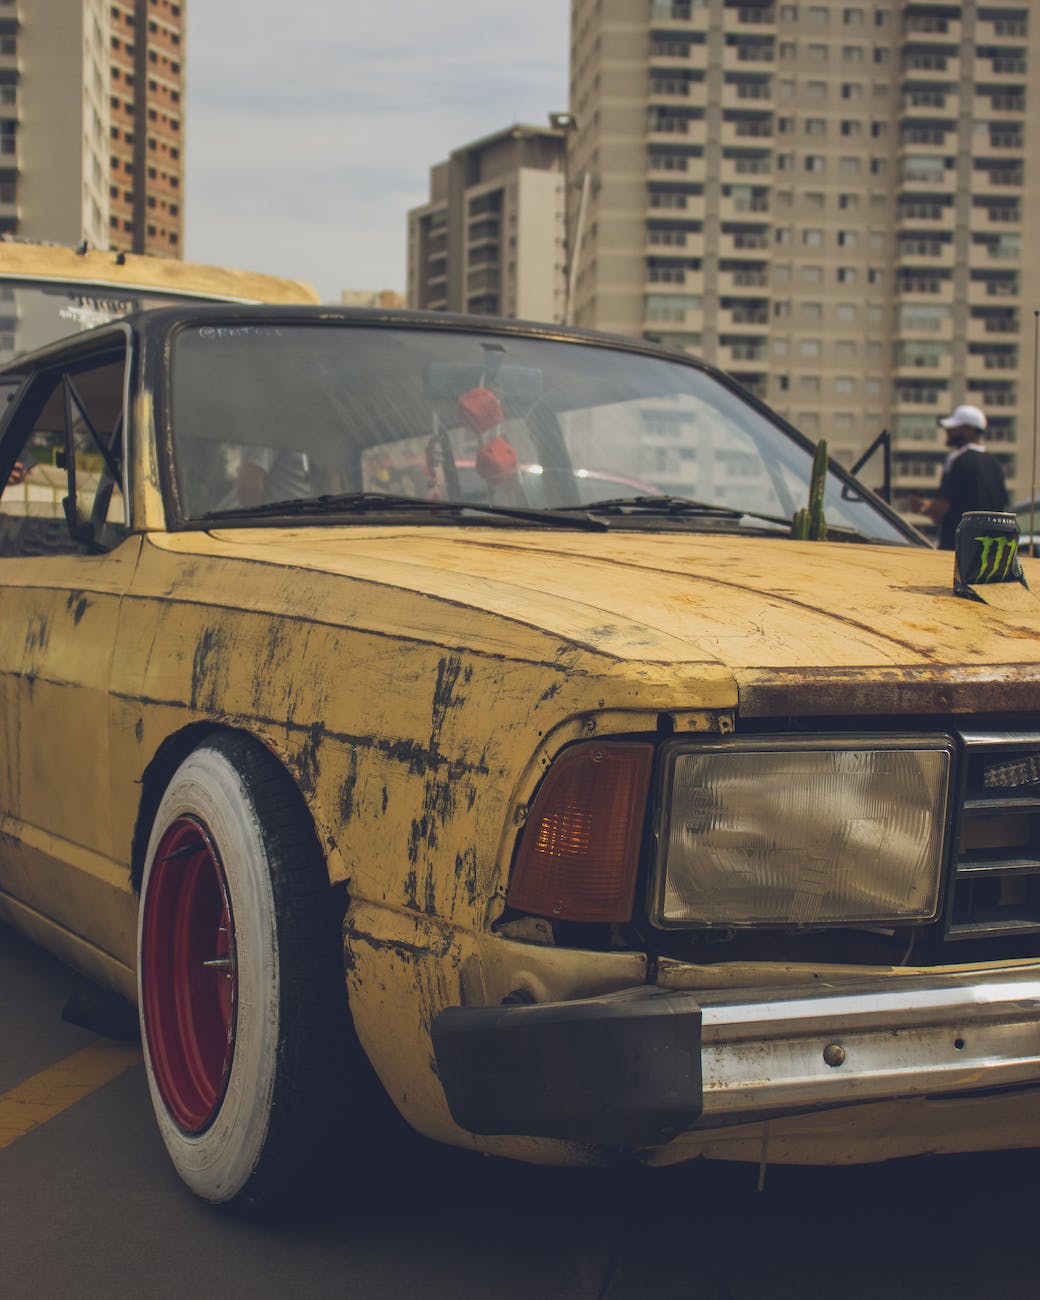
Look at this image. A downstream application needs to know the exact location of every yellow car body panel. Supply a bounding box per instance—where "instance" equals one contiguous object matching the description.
[7,521,1030,1164]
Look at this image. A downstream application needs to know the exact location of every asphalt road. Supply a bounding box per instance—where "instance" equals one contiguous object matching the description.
[3,919,1038,1300]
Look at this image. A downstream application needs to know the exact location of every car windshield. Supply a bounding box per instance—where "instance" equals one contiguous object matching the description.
[169,322,911,543]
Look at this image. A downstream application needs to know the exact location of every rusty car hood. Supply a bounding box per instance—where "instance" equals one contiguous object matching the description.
[176,527,1040,716]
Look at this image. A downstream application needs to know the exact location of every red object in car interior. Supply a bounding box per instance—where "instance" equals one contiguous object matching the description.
[475,435,518,486]
[507,741,654,924]
[457,386,504,434]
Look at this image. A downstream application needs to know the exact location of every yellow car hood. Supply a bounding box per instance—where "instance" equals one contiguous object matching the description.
[186,526,1040,717]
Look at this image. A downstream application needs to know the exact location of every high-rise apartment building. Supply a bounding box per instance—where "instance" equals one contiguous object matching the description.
[568,0,1039,505]
[14,0,111,248]
[408,125,566,323]
[109,0,184,256]
[0,2,183,255]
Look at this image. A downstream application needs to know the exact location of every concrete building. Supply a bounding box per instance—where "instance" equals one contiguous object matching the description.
[407,124,566,324]
[14,0,111,248]
[108,0,184,256]
[567,0,1040,506]
[0,1,183,255]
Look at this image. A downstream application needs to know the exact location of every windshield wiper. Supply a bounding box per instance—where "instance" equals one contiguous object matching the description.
[562,495,887,542]
[556,495,792,529]
[200,491,608,532]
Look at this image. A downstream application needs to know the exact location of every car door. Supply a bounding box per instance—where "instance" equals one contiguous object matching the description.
[0,335,142,977]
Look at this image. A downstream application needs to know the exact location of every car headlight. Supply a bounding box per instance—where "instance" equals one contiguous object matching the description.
[651,735,954,929]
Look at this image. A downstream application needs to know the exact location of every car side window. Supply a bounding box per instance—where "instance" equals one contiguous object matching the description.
[0,348,128,558]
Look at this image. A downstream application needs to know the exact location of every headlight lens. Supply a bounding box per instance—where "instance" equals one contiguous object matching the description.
[652,736,953,928]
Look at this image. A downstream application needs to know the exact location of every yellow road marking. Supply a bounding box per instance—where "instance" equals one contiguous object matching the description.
[0,1042,142,1150]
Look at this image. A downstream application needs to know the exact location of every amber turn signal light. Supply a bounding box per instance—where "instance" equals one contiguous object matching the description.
[507,741,654,924]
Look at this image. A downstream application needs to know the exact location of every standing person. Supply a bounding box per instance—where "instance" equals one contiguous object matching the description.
[909,404,1008,550]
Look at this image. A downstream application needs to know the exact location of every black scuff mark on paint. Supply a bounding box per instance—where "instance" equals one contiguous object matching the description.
[338,749,359,824]
[408,815,433,867]
[381,785,389,813]
[408,652,475,913]
[189,625,230,712]
[109,687,492,782]
[423,871,437,917]
[65,591,90,625]
[431,653,465,735]
[404,865,419,910]
[344,922,456,964]
[296,720,325,797]
[24,612,49,657]
[452,848,479,910]
[538,679,563,703]
[134,717,144,743]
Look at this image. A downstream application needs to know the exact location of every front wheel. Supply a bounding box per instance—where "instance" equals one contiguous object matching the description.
[137,733,342,1211]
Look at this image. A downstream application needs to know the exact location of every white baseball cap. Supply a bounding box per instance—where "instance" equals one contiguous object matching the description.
[939,404,987,431]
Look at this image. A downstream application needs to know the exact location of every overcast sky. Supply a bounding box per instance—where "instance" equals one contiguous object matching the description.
[183,1,569,303]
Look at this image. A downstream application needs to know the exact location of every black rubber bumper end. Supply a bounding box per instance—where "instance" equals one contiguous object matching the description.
[431,986,704,1148]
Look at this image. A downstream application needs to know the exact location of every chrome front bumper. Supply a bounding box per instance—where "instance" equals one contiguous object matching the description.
[696,967,1040,1125]
[432,967,1040,1147]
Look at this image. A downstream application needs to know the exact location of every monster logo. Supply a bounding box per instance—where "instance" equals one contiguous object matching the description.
[954,511,1027,600]
[973,533,1019,583]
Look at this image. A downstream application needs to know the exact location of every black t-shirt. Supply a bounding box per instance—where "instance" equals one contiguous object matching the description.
[937,448,1008,550]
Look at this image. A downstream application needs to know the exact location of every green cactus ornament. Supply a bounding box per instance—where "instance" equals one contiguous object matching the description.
[791,439,828,541]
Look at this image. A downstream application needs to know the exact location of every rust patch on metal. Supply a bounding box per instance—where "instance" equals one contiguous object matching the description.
[738,664,1040,717]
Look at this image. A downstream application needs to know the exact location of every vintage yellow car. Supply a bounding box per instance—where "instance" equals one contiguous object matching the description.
[2,305,1040,1211]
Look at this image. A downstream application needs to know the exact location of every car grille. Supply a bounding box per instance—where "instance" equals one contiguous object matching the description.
[945,730,1040,940]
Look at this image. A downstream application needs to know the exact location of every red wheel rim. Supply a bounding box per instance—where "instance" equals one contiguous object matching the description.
[141,815,237,1133]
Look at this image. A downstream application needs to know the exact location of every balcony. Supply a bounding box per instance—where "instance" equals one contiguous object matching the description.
[648,116,708,148]
[649,0,706,22]
[973,92,1026,120]
[720,118,773,148]
[647,191,706,222]
[720,80,773,111]
[900,51,959,82]
[643,294,704,331]
[717,306,770,335]
[718,229,770,258]
[892,352,954,378]
[717,267,769,295]
[718,191,770,220]
[645,229,706,259]
[970,201,1022,231]
[970,165,1025,196]
[899,129,953,153]
[715,339,769,370]
[650,42,709,72]
[719,153,773,185]
[896,202,954,230]
[649,76,705,105]
[721,41,774,72]
[976,16,1028,44]
[896,276,955,305]
[903,16,962,44]
[978,54,1027,80]
[967,314,1019,343]
[895,240,955,267]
